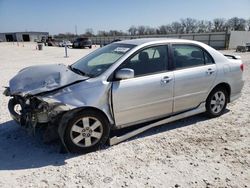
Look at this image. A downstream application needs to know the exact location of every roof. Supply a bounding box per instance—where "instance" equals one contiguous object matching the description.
[0,31,49,35]
[117,38,195,46]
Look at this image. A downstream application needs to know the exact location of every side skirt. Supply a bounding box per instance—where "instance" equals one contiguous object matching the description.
[109,102,206,145]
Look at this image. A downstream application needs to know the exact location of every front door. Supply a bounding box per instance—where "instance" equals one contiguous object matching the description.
[112,45,174,127]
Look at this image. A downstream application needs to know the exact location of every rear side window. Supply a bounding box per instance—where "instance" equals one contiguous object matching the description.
[172,44,213,69]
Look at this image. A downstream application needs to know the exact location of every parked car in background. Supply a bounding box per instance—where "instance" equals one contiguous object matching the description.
[236,45,247,52]
[111,39,121,43]
[45,36,60,46]
[245,43,250,52]
[72,38,92,49]
[46,40,60,47]
[59,40,73,48]
[4,38,244,153]
[101,39,122,47]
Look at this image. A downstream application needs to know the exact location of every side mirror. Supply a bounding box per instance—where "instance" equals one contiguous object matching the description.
[115,68,134,80]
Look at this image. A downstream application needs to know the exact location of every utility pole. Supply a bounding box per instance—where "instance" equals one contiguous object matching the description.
[64,42,68,58]
[75,25,78,36]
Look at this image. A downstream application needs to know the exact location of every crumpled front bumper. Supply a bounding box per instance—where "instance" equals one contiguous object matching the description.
[6,94,72,128]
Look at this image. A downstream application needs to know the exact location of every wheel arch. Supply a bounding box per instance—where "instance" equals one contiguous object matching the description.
[57,106,112,152]
[209,82,231,102]
[78,106,112,124]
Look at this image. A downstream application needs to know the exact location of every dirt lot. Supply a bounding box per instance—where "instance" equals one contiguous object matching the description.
[0,42,249,188]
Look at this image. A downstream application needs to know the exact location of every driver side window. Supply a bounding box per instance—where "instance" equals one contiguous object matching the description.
[121,45,168,77]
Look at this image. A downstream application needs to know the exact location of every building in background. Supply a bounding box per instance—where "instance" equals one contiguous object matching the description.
[0,31,49,42]
[228,31,250,49]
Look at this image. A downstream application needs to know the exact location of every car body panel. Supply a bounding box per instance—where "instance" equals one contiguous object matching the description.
[40,79,114,124]
[9,64,88,96]
[112,71,174,127]
[173,64,217,112]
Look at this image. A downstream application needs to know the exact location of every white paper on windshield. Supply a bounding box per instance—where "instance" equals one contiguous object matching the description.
[114,47,130,53]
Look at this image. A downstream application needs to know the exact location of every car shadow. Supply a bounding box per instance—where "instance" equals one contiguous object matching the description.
[0,120,74,170]
[111,109,230,142]
[0,110,229,170]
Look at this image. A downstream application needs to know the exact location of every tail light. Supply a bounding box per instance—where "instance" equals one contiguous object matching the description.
[240,64,244,72]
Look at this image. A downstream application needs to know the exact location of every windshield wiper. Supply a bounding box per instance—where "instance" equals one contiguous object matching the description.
[68,65,93,77]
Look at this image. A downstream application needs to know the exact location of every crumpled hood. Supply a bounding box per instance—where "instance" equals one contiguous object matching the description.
[9,64,88,96]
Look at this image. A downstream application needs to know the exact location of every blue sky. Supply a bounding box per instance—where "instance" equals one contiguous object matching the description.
[0,0,249,34]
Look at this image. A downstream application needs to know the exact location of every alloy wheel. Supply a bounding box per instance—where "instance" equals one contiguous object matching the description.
[70,117,103,147]
[210,91,226,114]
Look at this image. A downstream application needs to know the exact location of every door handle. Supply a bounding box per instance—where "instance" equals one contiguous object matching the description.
[161,76,172,84]
[206,68,215,75]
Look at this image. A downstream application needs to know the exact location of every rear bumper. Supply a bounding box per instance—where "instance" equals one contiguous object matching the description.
[230,80,244,103]
[230,93,241,103]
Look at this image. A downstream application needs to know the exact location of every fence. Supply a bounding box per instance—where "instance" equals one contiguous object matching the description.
[90,32,229,49]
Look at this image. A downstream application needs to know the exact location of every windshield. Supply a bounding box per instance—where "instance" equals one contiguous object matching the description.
[70,43,135,77]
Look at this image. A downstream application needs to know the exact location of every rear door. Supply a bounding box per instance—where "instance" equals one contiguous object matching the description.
[171,44,217,113]
[112,45,174,127]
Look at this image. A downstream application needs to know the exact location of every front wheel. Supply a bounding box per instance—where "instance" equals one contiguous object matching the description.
[205,88,228,118]
[8,98,22,124]
[63,110,110,153]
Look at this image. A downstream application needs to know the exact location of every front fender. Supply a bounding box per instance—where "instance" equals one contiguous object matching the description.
[39,80,114,125]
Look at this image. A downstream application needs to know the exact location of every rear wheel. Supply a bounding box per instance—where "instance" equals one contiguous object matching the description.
[63,110,110,153]
[206,88,228,118]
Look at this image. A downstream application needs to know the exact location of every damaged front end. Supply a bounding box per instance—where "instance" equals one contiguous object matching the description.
[4,88,74,144]
[4,63,114,149]
[3,64,88,140]
[6,91,70,130]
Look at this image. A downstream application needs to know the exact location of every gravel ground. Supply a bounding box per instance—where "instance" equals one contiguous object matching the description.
[0,42,249,188]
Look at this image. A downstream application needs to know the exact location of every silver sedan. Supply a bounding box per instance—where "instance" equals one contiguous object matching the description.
[4,38,244,153]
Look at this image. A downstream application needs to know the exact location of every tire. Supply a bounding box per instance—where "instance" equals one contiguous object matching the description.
[8,98,22,124]
[205,87,228,118]
[63,109,110,153]
[89,45,92,49]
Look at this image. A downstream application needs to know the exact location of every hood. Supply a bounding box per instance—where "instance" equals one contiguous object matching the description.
[9,64,88,96]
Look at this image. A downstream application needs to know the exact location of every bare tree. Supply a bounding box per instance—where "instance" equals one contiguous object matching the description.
[55,16,249,38]
[181,18,197,33]
[97,30,109,36]
[196,20,211,33]
[84,28,94,37]
[54,32,77,40]
[207,21,213,32]
[171,22,182,34]
[128,26,137,35]
[145,27,156,35]
[108,30,125,36]
[137,26,147,35]
[158,25,167,34]
[246,18,250,31]
[212,18,227,32]
[227,17,246,31]
[158,25,173,34]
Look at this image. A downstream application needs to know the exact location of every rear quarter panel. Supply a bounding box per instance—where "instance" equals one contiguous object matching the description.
[196,42,244,100]
[209,57,244,101]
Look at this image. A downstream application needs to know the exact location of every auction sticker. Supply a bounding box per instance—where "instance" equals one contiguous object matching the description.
[114,47,130,53]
